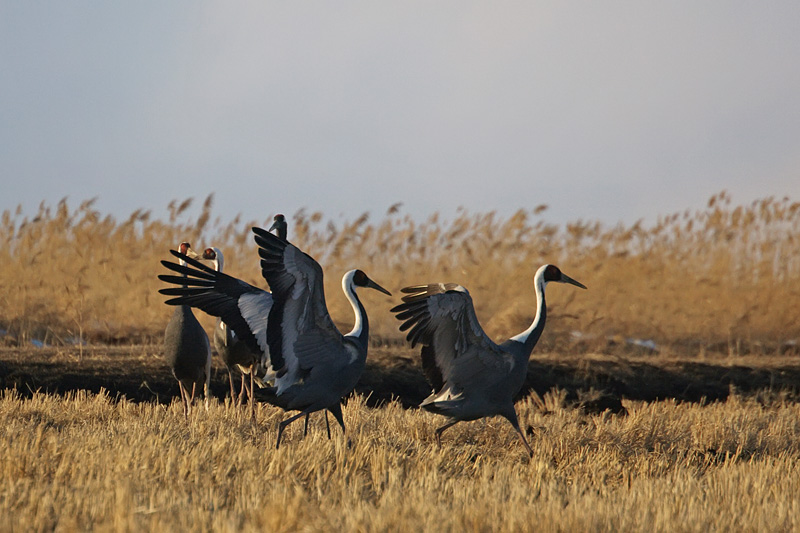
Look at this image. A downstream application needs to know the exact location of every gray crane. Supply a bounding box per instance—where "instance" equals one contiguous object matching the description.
[163,242,212,419]
[266,214,329,437]
[202,245,260,419]
[159,226,390,448]
[265,214,330,436]
[252,227,391,447]
[390,264,586,456]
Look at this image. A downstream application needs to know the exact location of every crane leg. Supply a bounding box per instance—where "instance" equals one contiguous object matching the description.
[189,382,197,416]
[203,376,210,413]
[500,408,533,458]
[276,410,311,449]
[324,410,331,439]
[249,364,256,425]
[301,411,330,439]
[178,381,190,419]
[328,404,349,448]
[227,369,236,406]
[238,373,247,407]
[328,404,345,434]
[434,420,458,447]
[243,370,253,403]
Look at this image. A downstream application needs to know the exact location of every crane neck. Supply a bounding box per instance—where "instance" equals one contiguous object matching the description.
[270,219,288,242]
[343,272,369,350]
[178,256,189,289]
[211,247,224,272]
[508,273,548,356]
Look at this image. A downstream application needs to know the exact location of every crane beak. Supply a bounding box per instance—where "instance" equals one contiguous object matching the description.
[183,247,200,260]
[366,279,392,296]
[267,220,285,232]
[561,273,587,289]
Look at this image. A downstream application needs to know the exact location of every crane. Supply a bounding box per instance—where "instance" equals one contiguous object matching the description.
[202,246,260,419]
[162,242,212,419]
[391,264,586,456]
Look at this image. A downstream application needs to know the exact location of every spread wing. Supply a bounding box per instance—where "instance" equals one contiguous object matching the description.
[252,227,344,381]
[390,283,512,394]
[158,250,271,361]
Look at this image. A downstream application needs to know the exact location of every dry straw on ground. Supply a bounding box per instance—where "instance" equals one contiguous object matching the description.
[2,191,800,353]
[1,389,799,532]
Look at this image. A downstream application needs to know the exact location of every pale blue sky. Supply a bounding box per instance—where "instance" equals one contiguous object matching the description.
[2,2,798,226]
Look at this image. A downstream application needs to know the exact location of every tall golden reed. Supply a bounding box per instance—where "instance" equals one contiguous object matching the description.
[1,191,799,354]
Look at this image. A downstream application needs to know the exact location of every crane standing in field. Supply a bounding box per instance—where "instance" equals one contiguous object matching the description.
[159,224,391,448]
[202,245,260,419]
[163,242,212,419]
[391,264,586,456]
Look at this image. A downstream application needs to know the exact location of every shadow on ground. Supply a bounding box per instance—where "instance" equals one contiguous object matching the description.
[2,345,800,415]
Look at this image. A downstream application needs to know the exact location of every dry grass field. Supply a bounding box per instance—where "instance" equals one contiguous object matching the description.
[2,381,800,532]
[2,193,800,531]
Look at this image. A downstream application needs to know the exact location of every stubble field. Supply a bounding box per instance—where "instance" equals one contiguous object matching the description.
[3,344,800,531]
[2,193,800,531]
[3,347,800,532]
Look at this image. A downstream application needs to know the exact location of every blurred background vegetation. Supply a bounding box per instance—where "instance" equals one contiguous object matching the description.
[2,191,799,357]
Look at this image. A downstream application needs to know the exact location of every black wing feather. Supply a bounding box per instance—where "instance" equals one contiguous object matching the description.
[421,344,444,392]
[251,226,294,370]
[390,284,464,389]
[158,253,266,358]
[252,226,296,298]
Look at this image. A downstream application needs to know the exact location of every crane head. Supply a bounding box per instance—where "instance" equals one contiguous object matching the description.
[177,242,199,260]
[350,269,392,296]
[540,264,586,289]
[202,247,223,271]
[269,214,288,241]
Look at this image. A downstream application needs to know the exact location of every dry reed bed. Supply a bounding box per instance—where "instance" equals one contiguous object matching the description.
[1,389,799,532]
[2,191,800,353]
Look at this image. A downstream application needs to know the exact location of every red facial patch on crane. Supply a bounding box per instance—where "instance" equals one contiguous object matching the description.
[179,242,191,254]
[203,248,216,260]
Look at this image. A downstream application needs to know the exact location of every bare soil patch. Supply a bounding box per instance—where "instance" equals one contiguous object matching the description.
[2,344,800,412]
